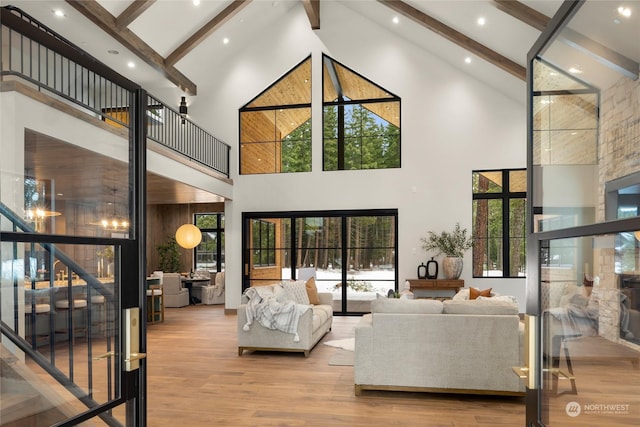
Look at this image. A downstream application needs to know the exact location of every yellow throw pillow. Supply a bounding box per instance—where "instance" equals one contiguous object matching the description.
[306,277,321,305]
[469,287,492,300]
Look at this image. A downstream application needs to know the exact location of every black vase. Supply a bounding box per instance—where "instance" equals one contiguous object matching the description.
[417,262,427,279]
[426,257,438,279]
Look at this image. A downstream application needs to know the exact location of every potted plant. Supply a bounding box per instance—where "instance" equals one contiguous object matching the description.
[420,223,473,279]
[157,236,182,273]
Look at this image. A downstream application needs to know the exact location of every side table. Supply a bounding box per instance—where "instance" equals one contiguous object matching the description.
[407,279,464,300]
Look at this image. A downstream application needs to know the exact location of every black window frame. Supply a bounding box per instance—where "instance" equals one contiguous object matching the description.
[242,209,398,315]
[251,219,276,267]
[194,212,225,272]
[472,168,527,278]
[322,54,401,171]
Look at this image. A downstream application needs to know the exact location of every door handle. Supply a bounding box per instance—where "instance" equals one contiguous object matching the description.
[93,351,115,360]
[512,314,537,389]
[125,352,147,363]
[124,307,146,372]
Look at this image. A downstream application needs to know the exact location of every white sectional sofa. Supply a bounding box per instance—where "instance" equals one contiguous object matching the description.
[237,281,333,357]
[354,298,525,396]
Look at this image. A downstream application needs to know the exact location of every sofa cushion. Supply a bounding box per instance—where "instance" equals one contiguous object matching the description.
[477,295,519,305]
[306,277,321,305]
[443,299,518,315]
[283,280,310,305]
[469,287,492,299]
[372,298,443,314]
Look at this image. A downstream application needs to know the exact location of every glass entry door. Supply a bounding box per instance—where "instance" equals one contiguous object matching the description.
[1,7,147,424]
[526,1,640,425]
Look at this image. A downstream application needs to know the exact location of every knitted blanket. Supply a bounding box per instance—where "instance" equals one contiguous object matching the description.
[242,287,310,342]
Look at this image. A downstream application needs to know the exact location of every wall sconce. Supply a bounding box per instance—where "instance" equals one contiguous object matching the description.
[179,96,188,124]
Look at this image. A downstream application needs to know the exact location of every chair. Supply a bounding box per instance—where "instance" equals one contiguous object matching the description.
[25,292,52,347]
[146,277,164,323]
[163,273,189,308]
[194,271,225,305]
[55,296,88,343]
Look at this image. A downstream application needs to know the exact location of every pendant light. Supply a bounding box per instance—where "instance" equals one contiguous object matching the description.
[175,203,201,249]
[176,224,202,249]
[91,188,129,231]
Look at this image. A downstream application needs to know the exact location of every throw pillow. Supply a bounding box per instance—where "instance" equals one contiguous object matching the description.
[469,287,492,300]
[452,288,470,300]
[282,280,310,305]
[305,277,321,305]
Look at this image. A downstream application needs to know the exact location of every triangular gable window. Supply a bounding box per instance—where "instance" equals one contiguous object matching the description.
[240,57,312,174]
[322,54,400,171]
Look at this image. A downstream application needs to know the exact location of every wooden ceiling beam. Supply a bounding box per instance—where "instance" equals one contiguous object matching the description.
[165,0,252,67]
[493,0,548,31]
[378,0,525,81]
[494,0,638,80]
[65,0,197,95]
[116,0,157,30]
[302,0,320,30]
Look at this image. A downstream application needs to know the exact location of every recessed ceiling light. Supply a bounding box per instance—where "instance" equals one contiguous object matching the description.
[464,56,472,64]
[127,61,135,68]
[618,6,632,18]
[53,9,65,18]
[392,16,399,24]
[477,17,486,26]
[193,0,201,5]
[107,49,119,55]
[223,37,230,45]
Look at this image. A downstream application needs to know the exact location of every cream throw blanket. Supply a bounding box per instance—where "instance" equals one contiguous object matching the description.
[242,287,310,342]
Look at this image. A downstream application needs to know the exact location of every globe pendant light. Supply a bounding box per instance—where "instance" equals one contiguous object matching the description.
[175,224,201,249]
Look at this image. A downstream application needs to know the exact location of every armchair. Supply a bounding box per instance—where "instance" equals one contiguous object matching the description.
[193,271,225,305]
[163,273,189,308]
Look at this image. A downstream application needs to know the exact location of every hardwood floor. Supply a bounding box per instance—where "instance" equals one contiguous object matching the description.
[146,305,525,426]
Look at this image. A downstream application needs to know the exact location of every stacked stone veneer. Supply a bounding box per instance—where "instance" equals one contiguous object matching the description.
[596,76,640,222]
[594,76,640,350]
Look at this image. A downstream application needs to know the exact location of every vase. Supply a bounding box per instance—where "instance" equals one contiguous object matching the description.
[417,263,427,279]
[442,256,463,279]
[426,257,438,279]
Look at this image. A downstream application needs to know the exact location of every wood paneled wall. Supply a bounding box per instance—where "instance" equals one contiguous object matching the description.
[146,202,224,275]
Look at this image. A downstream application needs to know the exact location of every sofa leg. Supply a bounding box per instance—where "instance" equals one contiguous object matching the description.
[238,347,243,356]
[304,350,310,357]
[354,385,362,396]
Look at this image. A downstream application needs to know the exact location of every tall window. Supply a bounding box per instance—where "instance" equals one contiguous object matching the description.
[322,55,400,171]
[239,57,311,174]
[472,169,526,278]
[194,213,224,271]
[252,219,276,267]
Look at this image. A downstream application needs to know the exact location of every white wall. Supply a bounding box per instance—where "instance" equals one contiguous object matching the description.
[190,2,528,310]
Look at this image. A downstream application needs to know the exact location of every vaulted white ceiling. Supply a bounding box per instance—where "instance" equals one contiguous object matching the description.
[3,0,637,104]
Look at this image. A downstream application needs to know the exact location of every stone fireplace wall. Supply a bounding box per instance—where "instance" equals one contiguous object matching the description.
[594,75,640,350]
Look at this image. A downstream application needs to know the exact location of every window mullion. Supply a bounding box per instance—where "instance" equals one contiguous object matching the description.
[503,170,511,277]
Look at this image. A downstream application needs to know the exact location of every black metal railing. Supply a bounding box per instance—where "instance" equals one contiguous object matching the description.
[146,94,230,176]
[1,201,121,425]
[1,6,230,177]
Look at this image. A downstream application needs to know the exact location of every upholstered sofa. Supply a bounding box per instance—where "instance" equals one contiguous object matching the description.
[354,297,525,396]
[237,280,333,357]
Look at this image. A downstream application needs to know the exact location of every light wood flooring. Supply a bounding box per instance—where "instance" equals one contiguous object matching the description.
[145,305,525,426]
